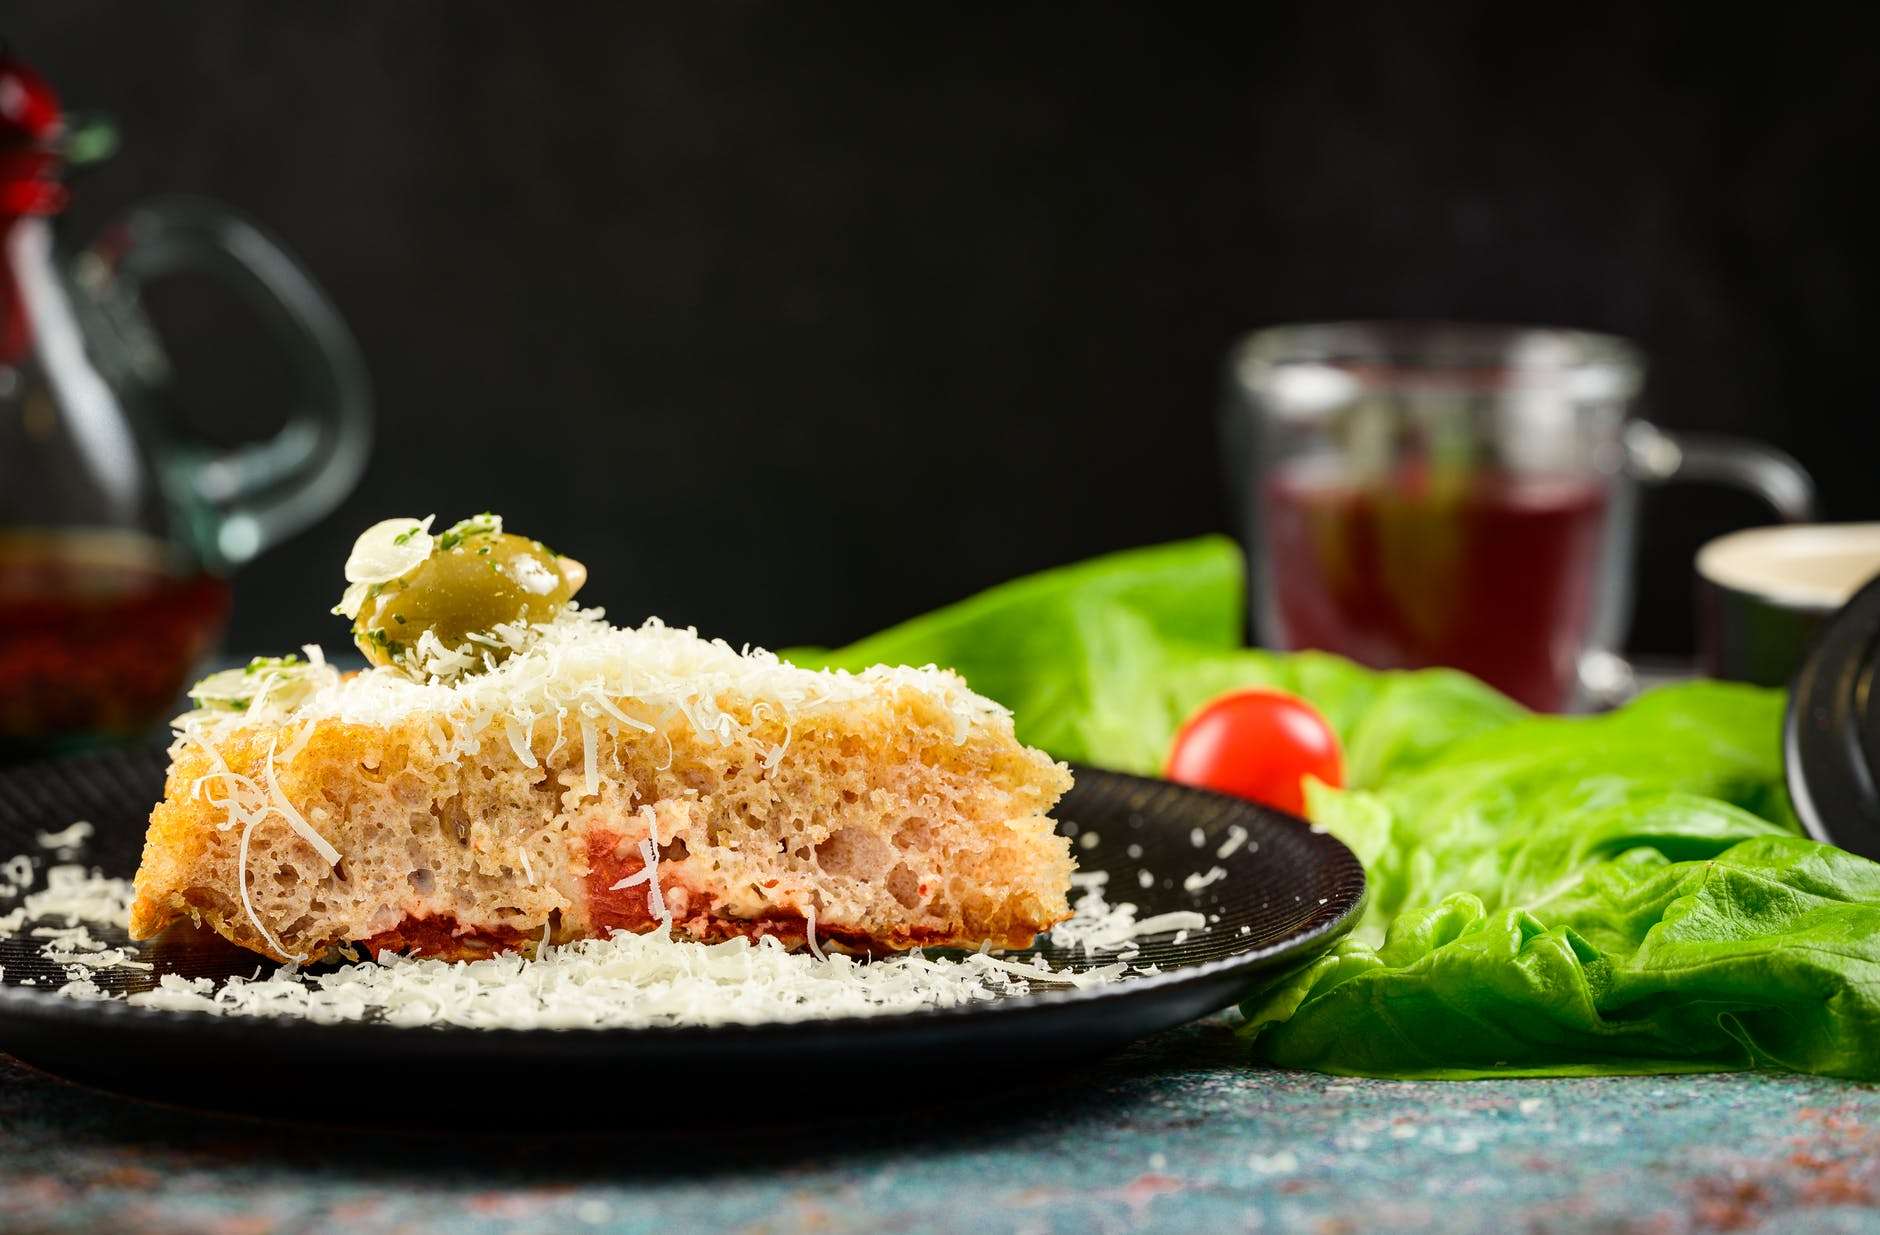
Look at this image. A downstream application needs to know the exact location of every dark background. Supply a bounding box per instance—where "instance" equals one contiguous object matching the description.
[9,2,1879,657]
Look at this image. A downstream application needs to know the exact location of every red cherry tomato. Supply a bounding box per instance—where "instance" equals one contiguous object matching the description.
[1163,689,1343,816]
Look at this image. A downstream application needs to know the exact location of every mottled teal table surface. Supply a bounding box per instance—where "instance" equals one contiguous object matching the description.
[2,1019,1876,1235]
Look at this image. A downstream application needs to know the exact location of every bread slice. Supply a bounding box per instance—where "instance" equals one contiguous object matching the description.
[130,616,1073,962]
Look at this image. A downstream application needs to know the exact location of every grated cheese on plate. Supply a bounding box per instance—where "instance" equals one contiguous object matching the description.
[1183,866,1228,893]
[1,829,1153,1029]
[6,864,135,930]
[34,821,93,853]
[1046,871,1207,956]
[124,931,1128,1029]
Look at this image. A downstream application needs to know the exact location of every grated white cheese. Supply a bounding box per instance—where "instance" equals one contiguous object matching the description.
[803,900,825,961]
[638,805,667,924]
[1129,911,1209,935]
[1215,825,1249,860]
[0,858,146,985]
[118,929,1124,1028]
[33,922,151,971]
[236,809,297,960]
[1183,866,1228,893]
[263,739,341,867]
[579,716,599,798]
[1044,872,1208,956]
[35,821,93,852]
[1,854,33,898]
[509,554,560,597]
[176,610,1008,772]
[15,864,135,927]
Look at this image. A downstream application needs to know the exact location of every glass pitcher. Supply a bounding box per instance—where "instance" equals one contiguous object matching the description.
[0,54,371,754]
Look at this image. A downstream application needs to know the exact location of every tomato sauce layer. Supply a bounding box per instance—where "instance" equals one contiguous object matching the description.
[360,915,530,959]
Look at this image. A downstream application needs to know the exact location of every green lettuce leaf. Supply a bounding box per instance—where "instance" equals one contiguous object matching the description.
[1242,685,1880,1081]
[1242,837,1880,1079]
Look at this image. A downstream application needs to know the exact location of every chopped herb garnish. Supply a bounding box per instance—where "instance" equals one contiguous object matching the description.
[440,512,502,551]
[393,613,407,625]
[243,654,302,676]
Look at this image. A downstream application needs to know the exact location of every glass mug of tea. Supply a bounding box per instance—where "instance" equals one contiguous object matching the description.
[1,62,371,755]
[1220,322,1815,711]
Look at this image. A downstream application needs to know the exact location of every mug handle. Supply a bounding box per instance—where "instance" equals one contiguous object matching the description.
[76,196,372,569]
[1624,420,1816,522]
[1577,420,1818,708]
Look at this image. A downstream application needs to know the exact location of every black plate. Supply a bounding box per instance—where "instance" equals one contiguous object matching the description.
[0,747,1364,1123]
[1785,572,1880,862]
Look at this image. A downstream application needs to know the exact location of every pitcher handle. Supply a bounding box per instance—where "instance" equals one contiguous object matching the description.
[77,196,372,568]
[1624,420,1816,522]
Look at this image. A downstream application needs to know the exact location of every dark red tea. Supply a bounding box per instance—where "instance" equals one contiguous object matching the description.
[1261,464,1610,711]
[0,531,230,752]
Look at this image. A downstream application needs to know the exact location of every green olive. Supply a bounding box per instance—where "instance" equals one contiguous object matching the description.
[353,533,585,668]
